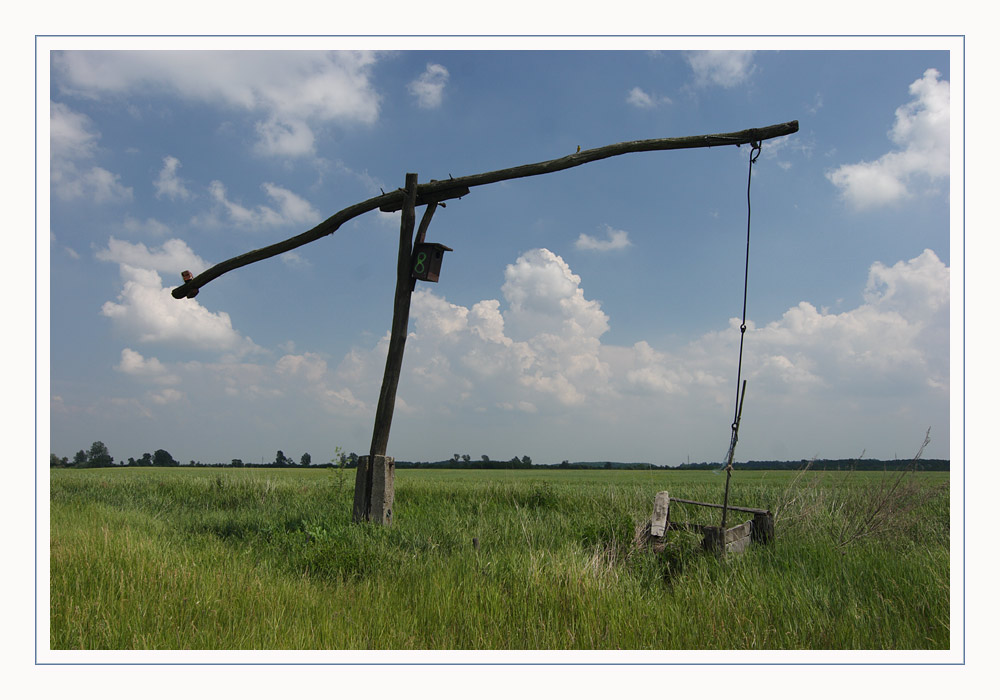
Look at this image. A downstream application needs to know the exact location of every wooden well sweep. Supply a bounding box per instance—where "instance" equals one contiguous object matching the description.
[170,121,799,525]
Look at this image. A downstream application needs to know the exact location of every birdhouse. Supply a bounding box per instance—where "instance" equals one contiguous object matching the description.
[411,242,453,283]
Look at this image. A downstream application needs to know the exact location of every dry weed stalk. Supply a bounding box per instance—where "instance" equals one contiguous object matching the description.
[830,428,940,549]
[772,458,825,529]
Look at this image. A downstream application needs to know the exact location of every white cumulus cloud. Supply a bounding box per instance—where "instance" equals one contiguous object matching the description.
[686,51,757,88]
[50,101,98,161]
[575,225,632,252]
[97,237,209,276]
[626,87,670,108]
[50,102,133,203]
[92,246,949,463]
[627,87,655,108]
[408,63,450,109]
[154,156,192,200]
[101,265,256,353]
[49,102,132,204]
[116,348,179,385]
[827,69,950,209]
[312,246,947,458]
[53,50,382,158]
[98,238,258,354]
[206,180,320,229]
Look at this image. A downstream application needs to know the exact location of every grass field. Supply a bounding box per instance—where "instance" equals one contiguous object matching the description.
[48,466,949,650]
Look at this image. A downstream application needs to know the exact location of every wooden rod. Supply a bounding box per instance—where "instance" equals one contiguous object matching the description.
[170,121,799,299]
[414,121,799,196]
[668,497,769,515]
[722,380,747,530]
[414,202,437,247]
[410,203,438,292]
[721,468,733,530]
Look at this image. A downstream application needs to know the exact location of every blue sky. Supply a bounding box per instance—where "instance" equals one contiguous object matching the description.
[44,40,955,466]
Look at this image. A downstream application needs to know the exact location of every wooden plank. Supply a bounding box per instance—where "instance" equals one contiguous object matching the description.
[650,491,670,537]
[725,520,752,544]
[702,520,753,554]
[726,533,751,554]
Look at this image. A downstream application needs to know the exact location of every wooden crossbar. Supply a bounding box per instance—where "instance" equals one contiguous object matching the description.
[667,497,769,515]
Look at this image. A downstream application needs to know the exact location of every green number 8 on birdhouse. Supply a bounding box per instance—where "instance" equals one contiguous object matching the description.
[411,242,453,283]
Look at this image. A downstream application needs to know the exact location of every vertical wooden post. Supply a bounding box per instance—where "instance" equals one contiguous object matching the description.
[752,511,774,544]
[355,173,418,524]
[353,455,395,524]
[720,468,733,531]
[702,526,724,556]
[352,456,369,522]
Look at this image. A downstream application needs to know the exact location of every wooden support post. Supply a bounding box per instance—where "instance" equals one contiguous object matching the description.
[702,526,724,554]
[352,456,369,523]
[650,491,670,538]
[752,511,774,545]
[353,455,395,525]
[356,172,419,524]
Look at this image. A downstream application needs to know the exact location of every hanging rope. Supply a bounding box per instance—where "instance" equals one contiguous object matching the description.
[720,135,761,530]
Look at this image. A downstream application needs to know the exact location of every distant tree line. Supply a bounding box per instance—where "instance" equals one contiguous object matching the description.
[50,442,184,468]
[50,442,950,472]
[50,444,359,470]
[384,457,951,471]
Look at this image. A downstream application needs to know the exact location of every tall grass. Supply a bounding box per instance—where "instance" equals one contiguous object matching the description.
[49,467,949,650]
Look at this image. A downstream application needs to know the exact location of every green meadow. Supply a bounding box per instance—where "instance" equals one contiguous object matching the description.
[49,467,949,650]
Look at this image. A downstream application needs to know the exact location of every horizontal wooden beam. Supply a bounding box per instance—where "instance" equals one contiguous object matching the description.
[668,497,770,515]
[171,120,798,299]
[378,184,471,212]
[415,120,798,196]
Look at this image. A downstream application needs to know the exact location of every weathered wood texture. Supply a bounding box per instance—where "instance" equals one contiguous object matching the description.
[379,185,470,213]
[354,173,417,524]
[170,121,799,299]
[650,491,670,537]
[352,456,369,522]
[702,520,753,554]
[648,492,772,555]
[752,511,775,544]
[369,173,418,461]
[370,455,395,525]
[353,455,395,524]
[409,203,441,290]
